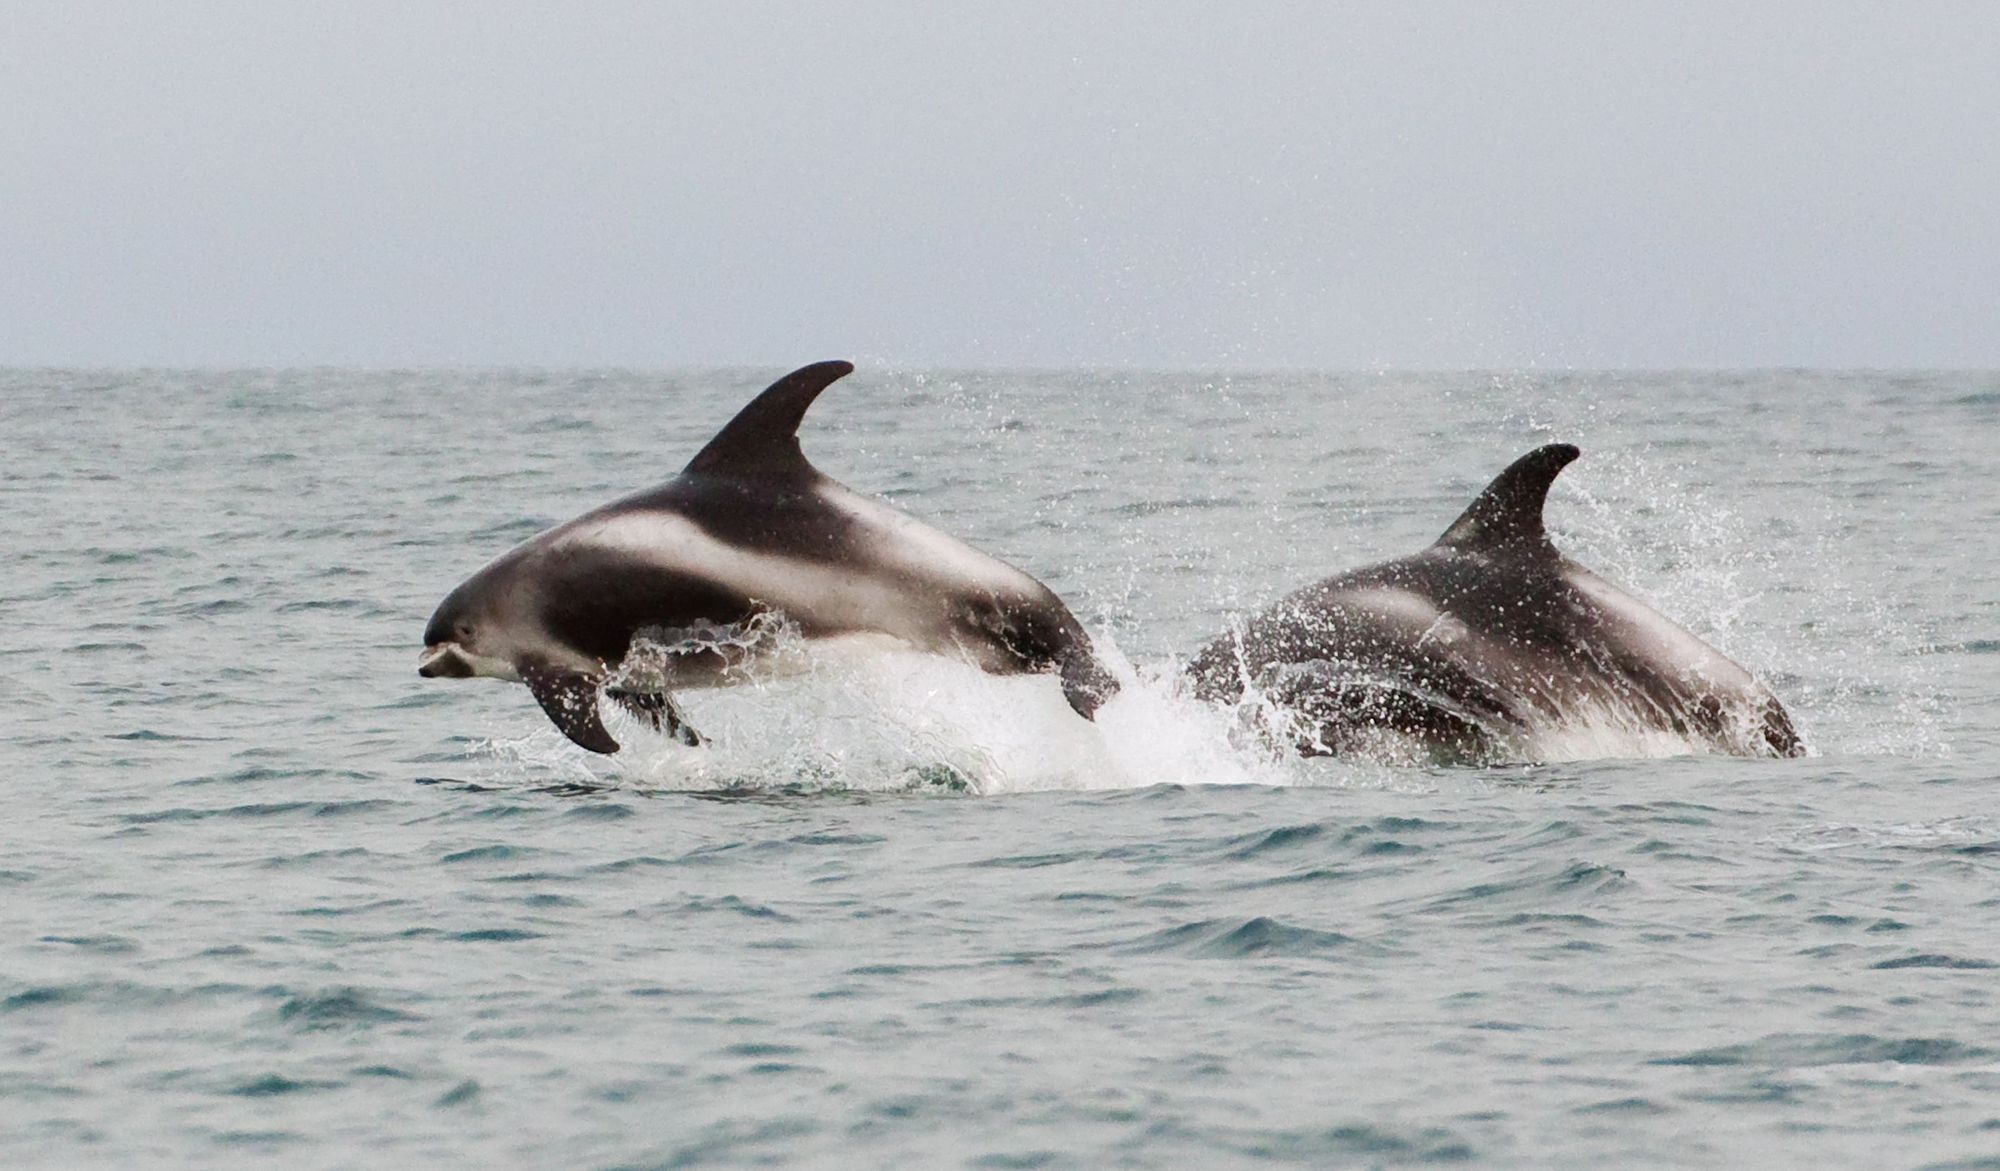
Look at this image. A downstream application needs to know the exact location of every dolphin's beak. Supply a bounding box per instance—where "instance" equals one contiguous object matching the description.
[418,643,473,679]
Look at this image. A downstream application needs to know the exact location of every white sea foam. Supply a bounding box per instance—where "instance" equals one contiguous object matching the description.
[593,629,1309,795]
[475,630,1787,794]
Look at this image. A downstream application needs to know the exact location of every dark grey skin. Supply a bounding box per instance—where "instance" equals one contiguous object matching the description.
[1186,444,1804,763]
[419,361,1118,754]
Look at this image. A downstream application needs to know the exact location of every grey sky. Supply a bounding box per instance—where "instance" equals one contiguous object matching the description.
[3,2,1995,367]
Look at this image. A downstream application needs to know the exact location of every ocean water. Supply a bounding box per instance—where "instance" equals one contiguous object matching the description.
[2,367,1996,1168]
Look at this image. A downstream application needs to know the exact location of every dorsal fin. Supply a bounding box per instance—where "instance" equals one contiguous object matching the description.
[1434,443,1580,551]
[682,360,854,478]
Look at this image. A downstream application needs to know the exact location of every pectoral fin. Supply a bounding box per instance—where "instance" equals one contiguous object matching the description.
[523,668,620,754]
[1057,648,1120,720]
[606,688,704,747]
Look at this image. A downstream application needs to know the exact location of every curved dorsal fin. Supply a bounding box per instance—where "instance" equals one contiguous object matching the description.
[682,360,854,478]
[1434,443,1580,551]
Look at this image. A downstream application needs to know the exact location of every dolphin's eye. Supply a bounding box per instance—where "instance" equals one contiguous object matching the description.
[455,622,474,640]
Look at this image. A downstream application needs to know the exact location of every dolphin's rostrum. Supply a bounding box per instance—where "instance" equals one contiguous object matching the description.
[1186,444,1805,762]
[419,361,1118,753]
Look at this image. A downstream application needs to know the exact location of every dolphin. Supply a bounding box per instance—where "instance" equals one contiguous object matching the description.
[1185,444,1804,762]
[418,361,1118,753]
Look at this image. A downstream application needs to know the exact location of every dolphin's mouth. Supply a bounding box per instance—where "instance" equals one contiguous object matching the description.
[418,643,475,679]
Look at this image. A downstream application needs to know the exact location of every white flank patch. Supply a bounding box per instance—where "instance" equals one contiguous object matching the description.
[558,502,1022,651]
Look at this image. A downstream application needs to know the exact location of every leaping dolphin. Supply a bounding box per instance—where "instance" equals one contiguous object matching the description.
[418,361,1118,753]
[1185,444,1804,762]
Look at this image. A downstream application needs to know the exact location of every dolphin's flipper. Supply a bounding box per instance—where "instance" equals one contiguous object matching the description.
[1435,443,1581,552]
[970,599,1123,720]
[1057,650,1120,720]
[683,360,855,479]
[1759,698,1806,758]
[606,688,703,747]
[1680,689,1807,760]
[523,668,621,754]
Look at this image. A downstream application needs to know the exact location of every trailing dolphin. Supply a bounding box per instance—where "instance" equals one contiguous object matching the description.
[418,361,1118,753]
[1185,444,1804,763]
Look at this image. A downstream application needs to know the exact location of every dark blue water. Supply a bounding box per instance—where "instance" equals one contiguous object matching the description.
[3,369,1995,1167]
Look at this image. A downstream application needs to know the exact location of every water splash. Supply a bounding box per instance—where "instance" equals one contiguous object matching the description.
[614,633,1316,795]
[1485,381,1948,759]
[462,627,1324,796]
[1560,452,1946,759]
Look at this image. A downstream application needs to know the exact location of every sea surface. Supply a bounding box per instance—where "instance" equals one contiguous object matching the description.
[2,368,1997,1169]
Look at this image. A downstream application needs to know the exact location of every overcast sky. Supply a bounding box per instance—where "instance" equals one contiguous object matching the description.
[3,3,1995,368]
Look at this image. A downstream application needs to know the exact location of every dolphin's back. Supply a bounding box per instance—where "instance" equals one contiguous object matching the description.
[1188,444,1804,761]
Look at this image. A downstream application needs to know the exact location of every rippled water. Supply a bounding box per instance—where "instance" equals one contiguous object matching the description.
[3,368,1996,1168]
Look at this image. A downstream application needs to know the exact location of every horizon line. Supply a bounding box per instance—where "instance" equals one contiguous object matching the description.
[2,362,1994,376]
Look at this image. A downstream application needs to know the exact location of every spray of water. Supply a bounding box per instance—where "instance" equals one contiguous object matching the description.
[466,626,1353,796]
[1541,447,1945,758]
[1486,374,1949,759]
